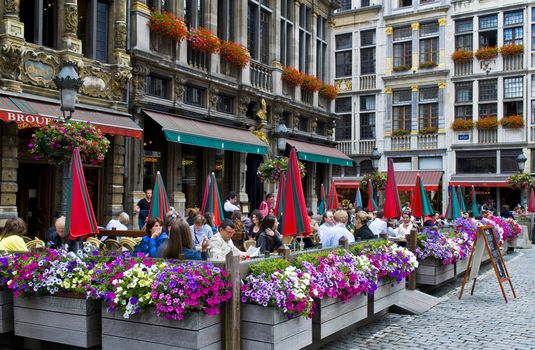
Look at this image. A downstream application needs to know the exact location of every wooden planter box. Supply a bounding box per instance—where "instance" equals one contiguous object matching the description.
[0,290,13,333]
[416,258,455,285]
[241,304,312,349]
[312,294,367,341]
[14,295,101,348]
[102,307,222,350]
[373,279,405,314]
[456,258,469,276]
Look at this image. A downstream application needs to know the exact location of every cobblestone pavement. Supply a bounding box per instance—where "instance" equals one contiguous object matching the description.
[321,248,534,350]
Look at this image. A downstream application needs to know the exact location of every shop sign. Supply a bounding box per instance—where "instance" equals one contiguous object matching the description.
[24,60,55,83]
[0,111,53,128]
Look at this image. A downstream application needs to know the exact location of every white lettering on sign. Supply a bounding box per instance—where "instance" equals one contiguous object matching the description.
[6,112,52,125]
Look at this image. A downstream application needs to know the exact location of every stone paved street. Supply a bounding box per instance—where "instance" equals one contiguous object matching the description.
[322,248,535,350]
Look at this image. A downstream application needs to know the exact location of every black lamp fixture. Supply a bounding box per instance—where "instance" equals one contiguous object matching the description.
[275,123,289,154]
[53,61,83,120]
[371,147,382,171]
[517,152,527,172]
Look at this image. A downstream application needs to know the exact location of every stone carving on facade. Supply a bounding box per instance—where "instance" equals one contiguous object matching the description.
[131,62,150,102]
[19,50,60,88]
[311,118,318,134]
[293,113,300,130]
[111,67,132,101]
[64,4,78,34]
[174,78,186,102]
[238,95,250,118]
[209,87,219,108]
[115,22,127,50]
[272,105,283,126]
[4,0,20,16]
[80,64,112,99]
[334,79,352,92]
[0,41,22,79]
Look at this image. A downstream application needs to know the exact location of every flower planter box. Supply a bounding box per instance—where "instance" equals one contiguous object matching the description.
[102,307,222,350]
[508,225,532,249]
[311,294,367,341]
[241,304,312,350]
[456,258,469,276]
[373,279,406,314]
[13,295,101,348]
[502,128,523,143]
[416,258,455,285]
[0,290,13,333]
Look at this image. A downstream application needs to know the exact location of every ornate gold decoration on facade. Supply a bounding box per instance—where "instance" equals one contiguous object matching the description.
[80,65,112,99]
[20,50,60,88]
[131,63,150,102]
[256,98,267,121]
[438,18,447,26]
[111,67,132,100]
[0,41,22,80]
[334,79,352,92]
[312,11,320,18]
[385,27,393,35]
[384,87,392,94]
[328,19,336,27]
[411,22,420,31]
[115,22,127,50]
[64,4,79,34]
[252,130,269,145]
[131,1,150,14]
[438,81,446,89]
[4,0,20,16]
[411,85,419,92]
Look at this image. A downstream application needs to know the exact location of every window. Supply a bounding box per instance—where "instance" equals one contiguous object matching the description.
[504,26,523,45]
[360,95,375,139]
[392,157,412,171]
[299,117,309,132]
[316,120,325,136]
[78,0,109,61]
[298,4,312,73]
[184,85,205,107]
[504,11,523,25]
[360,30,376,74]
[504,77,523,98]
[392,90,412,131]
[419,157,442,170]
[216,94,234,114]
[455,19,473,51]
[479,14,497,48]
[147,0,171,10]
[316,16,327,81]
[479,103,497,118]
[361,0,370,6]
[455,82,473,120]
[335,97,352,113]
[532,8,535,48]
[185,0,205,28]
[280,0,293,66]
[393,26,412,69]
[399,0,412,8]
[456,151,496,174]
[479,79,497,101]
[335,34,352,78]
[419,27,438,65]
[360,95,375,111]
[218,0,235,41]
[20,0,57,48]
[335,115,352,141]
[504,101,523,116]
[248,0,271,64]
[338,0,351,11]
[418,87,438,129]
[147,75,170,99]
[501,149,522,173]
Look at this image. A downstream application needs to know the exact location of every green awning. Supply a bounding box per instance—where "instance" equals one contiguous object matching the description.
[145,110,268,155]
[287,139,353,167]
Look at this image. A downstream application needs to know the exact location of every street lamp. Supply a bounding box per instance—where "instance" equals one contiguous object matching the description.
[275,123,289,155]
[54,61,83,120]
[517,152,527,172]
[371,147,381,172]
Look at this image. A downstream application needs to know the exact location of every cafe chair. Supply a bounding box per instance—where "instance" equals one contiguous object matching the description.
[104,239,122,252]
[119,237,137,251]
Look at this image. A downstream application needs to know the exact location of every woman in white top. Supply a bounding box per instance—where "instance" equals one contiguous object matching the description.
[395,213,413,238]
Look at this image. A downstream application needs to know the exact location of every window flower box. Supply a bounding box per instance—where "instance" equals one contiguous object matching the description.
[415,257,455,285]
[319,83,338,100]
[102,308,222,350]
[419,61,438,69]
[14,295,101,348]
[282,66,305,86]
[312,294,367,341]
[219,41,250,68]
[0,290,13,333]
[452,118,474,131]
[500,115,524,129]
[373,279,406,314]
[149,11,187,42]
[500,44,524,57]
[392,129,410,136]
[451,49,473,62]
[474,46,498,60]
[418,126,438,134]
[393,65,411,72]
[187,27,221,54]
[301,74,322,92]
[476,116,498,129]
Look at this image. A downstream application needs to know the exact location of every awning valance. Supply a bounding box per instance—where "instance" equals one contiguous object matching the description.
[287,139,353,166]
[0,95,142,139]
[395,171,443,191]
[144,110,268,155]
[450,175,509,188]
[333,180,361,188]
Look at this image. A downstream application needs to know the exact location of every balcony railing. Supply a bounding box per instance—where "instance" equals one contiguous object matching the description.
[391,135,411,151]
[301,90,313,105]
[336,141,354,155]
[478,128,497,144]
[359,75,376,90]
[220,59,239,79]
[249,61,272,92]
[503,55,523,71]
[359,140,375,154]
[454,61,473,76]
[417,134,438,149]
[187,45,209,72]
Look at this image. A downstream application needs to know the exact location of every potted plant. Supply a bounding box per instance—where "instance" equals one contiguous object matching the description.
[451,49,473,62]
[361,172,387,191]
[474,46,498,60]
[500,44,524,57]
[419,126,438,135]
[500,115,524,129]
[256,157,306,183]
[392,129,411,136]
[148,11,188,42]
[419,61,438,69]
[301,74,322,92]
[451,118,474,131]
[319,83,338,100]
[28,119,110,165]
[219,41,250,68]
[393,65,411,72]
[187,27,221,54]
[506,172,534,189]
[476,116,498,129]
[0,254,13,333]
[281,66,305,86]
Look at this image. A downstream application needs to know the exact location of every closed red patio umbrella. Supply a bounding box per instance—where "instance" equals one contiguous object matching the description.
[147,171,170,222]
[383,158,402,219]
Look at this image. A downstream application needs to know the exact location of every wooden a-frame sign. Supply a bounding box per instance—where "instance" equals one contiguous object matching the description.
[459,225,516,303]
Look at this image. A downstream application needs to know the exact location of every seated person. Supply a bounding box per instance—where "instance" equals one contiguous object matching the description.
[332,210,355,244]
[105,212,129,231]
[354,211,375,240]
[208,219,245,261]
[395,213,413,238]
[186,208,198,226]
[204,212,218,234]
[256,215,283,254]
[318,211,338,248]
[47,216,75,249]
[190,215,213,250]
[133,217,167,257]
[248,210,263,240]
[368,211,387,237]
[231,210,246,249]
[159,219,208,260]
[0,217,28,252]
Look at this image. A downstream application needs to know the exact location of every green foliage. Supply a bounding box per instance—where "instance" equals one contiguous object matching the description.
[350,239,388,256]
[294,249,345,267]
[249,259,290,277]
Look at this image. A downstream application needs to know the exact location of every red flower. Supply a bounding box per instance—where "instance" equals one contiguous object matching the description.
[219,41,250,68]
[148,11,187,42]
[187,28,221,54]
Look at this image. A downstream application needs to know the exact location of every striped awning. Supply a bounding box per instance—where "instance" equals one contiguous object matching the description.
[0,95,142,139]
[286,139,353,167]
[395,171,443,190]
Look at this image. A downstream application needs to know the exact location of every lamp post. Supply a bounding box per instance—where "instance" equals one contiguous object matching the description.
[371,147,381,172]
[275,123,289,156]
[54,62,83,214]
[517,152,528,208]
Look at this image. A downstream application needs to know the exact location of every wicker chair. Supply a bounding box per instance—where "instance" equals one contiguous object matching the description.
[104,239,123,252]
[243,239,256,251]
[86,237,103,249]
[26,238,45,250]
[119,237,137,251]
[21,236,33,243]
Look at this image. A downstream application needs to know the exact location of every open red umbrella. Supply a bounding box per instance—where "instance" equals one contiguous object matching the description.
[200,173,224,226]
[412,173,433,218]
[528,188,535,213]
[281,148,311,236]
[147,171,170,222]
[318,183,326,215]
[328,180,339,210]
[383,158,402,219]
[367,179,379,212]
[273,171,286,220]
[65,147,98,239]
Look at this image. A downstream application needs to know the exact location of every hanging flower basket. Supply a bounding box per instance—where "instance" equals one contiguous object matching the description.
[301,74,322,92]
[281,66,305,86]
[507,173,534,189]
[451,118,474,131]
[257,157,306,183]
[219,41,250,68]
[148,11,188,42]
[451,50,473,62]
[361,172,387,191]
[187,27,221,54]
[28,119,110,165]
[500,44,524,57]
[319,84,338,100]
[500,115,524,129]
[474,46,498,60]
[476,116,498,129]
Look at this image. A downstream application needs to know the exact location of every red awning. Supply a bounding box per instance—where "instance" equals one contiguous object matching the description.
[333,180,361,189]
[450,181,509,188]
[0,95,142,139]
[395,171,443,191]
